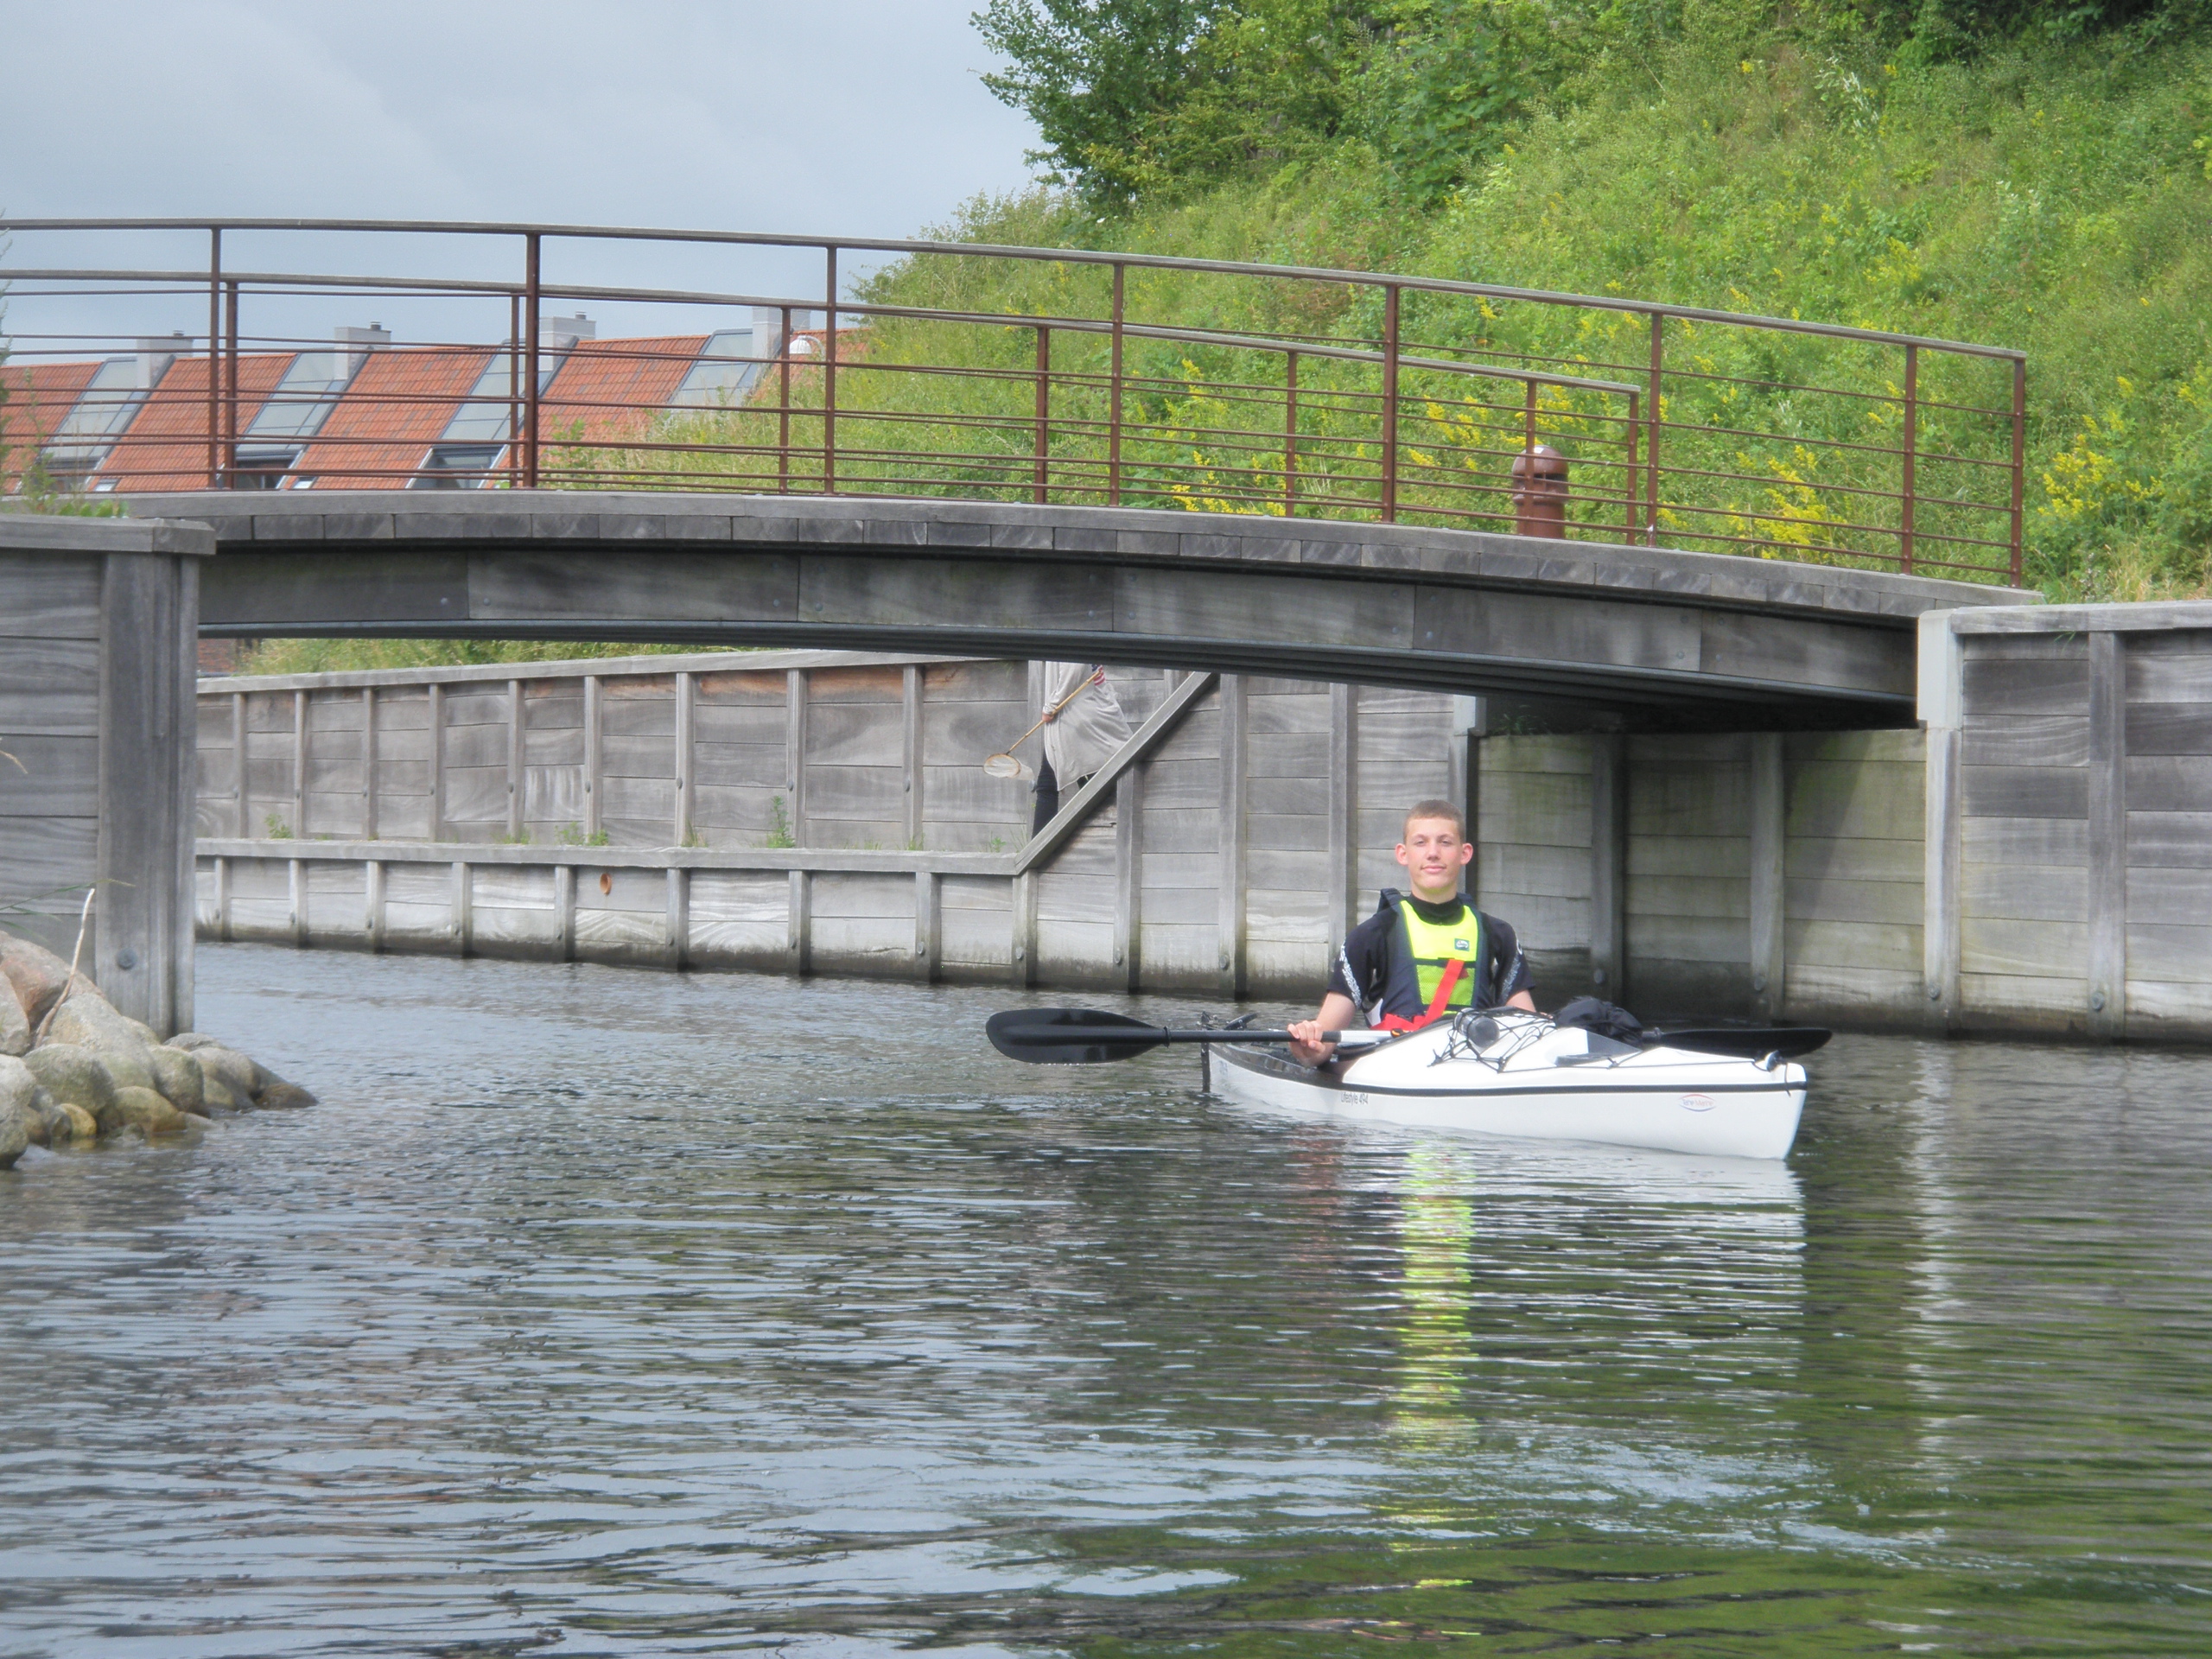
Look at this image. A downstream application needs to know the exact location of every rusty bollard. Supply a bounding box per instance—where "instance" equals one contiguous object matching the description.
[1511,444,1569,538]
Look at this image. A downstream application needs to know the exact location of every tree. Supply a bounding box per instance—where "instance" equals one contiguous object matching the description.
[975,0,1228,208]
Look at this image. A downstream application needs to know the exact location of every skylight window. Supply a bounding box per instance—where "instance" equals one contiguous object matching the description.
[439,345,573,445]
[671,329,763,409]
[410,443,505,489]
[246,352,360,442]
[44,359,152,474]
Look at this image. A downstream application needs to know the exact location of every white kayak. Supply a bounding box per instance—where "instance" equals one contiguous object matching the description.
[1209,1011,1808,1160]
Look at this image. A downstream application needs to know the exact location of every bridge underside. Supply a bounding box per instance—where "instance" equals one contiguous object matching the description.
[140,492,2032,733]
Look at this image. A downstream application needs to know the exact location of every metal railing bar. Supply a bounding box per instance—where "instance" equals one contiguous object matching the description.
[0,217,2027,360]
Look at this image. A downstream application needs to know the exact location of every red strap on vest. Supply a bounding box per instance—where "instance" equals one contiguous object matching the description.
[1375,957,1465,1033]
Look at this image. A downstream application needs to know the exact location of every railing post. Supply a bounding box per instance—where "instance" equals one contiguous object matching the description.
[778,305,792,494]
[223,279,240,482]
[1381,284,1400,524]
[205,228,221,489]
[507,292,521,488]
[1644,311,1663,545]
[1109,263,1125,506]
[1624,391,1641,543]
[2010,357,2027,586]
[1284,349,1298,516]
[1033,324,1051,505]
[523,232,542,487]
[823,245,838,496]
[1900,343,1918,574]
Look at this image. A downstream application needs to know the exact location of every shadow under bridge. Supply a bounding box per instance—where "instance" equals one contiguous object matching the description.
[149,493,2028,731]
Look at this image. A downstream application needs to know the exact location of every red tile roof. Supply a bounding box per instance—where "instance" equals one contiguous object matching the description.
[288,346,494,489]
[0,361,101,491]
[93,353,291,492]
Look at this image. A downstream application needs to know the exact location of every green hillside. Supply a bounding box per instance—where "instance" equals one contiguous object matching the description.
[898,7,2212,599]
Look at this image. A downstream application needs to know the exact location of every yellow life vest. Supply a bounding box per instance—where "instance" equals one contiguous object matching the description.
[1375,893,1484,1029]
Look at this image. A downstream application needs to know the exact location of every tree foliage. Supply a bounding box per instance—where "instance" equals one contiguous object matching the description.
[976,0,2208,209]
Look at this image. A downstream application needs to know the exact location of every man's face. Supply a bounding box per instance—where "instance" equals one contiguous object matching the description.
[1395,817,1473,899]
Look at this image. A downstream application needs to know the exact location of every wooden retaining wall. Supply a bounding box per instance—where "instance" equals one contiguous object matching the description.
[193,653,1462,999]
[2,514,207,1034]
[193,609,2212,1041]
[1923,603,2212,1041]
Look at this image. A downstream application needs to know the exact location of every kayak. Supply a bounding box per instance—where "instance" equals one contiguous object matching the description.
[1208,1011,1808,1160]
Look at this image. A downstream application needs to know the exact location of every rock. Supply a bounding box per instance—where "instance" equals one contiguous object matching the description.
[199,1077,244,1113]
[0,978,26,1058]
[97,1085,195,1138]
[255,1079,317,1109]
[22,1044,114,1115]
[0,930,78,1030]
[43,1096,97,1144]
[149,1046,206,1116]
[45,993,155,1065]
[0,1055,41,1151]
[166,1033,219,1052]
[0,1100,33,1168]
[193,1045,260,1105]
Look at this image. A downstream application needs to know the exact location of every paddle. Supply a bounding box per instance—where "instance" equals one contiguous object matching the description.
[988,1006,1834,1066]
[986,1007,1391,1065]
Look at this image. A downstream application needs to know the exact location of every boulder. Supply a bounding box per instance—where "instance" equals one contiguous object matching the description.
[0,930,77,1030]
[193,1045,260,1106]
[45,993,155,1065]
[256,1079,317,1109]
[0,1055,41,1152]
[42,1096,97,1144]
[0,1100,33,1168]
[97,1085,195,1138]
[199,1077,245,1114]
[165,1033,219,1052]
[0,977,26,1057]
[22,1044,114,1115]
[149,1046,207,1116]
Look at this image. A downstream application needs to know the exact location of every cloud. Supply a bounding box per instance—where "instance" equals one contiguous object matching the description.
[0,0,1035,230]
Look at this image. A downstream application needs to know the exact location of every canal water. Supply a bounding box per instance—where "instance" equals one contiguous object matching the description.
[3,946,2209,1656]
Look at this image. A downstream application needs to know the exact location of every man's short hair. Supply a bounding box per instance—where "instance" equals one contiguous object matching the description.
[1402,798,1467,842]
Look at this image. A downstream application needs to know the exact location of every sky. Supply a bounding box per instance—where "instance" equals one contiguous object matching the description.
[0,0,1042,348]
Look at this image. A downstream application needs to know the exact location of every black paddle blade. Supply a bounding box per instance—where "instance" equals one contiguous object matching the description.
[987,1007,1169,1065]
[1646,1026,1831,1061]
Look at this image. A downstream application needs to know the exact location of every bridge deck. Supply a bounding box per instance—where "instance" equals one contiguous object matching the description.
[132,492,2037,731]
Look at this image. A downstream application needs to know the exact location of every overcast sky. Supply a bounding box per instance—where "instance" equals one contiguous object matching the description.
[0,0,1043,346]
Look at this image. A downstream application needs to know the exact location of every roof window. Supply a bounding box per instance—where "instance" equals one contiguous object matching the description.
[671,328,764,409]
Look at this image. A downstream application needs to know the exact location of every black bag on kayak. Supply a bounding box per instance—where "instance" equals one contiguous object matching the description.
[1552,996,1643,1043]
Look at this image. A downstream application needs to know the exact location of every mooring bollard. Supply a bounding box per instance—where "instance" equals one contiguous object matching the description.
[1511,444,1569,538]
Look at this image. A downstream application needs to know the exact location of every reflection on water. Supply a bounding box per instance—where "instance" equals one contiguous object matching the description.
[2,946,2209,1655]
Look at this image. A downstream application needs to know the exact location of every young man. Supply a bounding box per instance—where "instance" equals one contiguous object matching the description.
[1287,799,1536,1066]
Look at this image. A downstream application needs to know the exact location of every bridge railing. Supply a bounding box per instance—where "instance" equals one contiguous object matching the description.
[0,219,2024,582]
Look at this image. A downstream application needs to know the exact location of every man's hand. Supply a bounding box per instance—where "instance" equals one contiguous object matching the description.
[1287,1020,1333,1067]
[1288,993,1362,1068]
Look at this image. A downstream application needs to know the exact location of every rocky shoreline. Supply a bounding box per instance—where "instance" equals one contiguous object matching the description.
[0,927,313,1168]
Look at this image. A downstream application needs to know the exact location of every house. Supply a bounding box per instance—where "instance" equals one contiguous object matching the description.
[2,308,810,494]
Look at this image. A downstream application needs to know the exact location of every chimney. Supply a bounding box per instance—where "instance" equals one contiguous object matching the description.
[136,333,189,390]
[539,312,595,348]
[334,322,391,378]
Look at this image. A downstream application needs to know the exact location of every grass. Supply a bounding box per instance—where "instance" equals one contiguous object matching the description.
[564,22,2212,598]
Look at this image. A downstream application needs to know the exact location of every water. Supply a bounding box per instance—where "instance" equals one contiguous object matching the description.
[3,946,2210,1657]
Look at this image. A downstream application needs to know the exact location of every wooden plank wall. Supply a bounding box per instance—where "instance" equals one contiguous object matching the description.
[181,621,2212,1039]
[1475,728,1928,1024]
[2125,632,2212,1036]
[1627,735,1751,1016]
[0,550,103,958]
[1784,730,1925,1024]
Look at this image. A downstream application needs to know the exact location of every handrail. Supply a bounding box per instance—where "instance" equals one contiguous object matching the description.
[0,217,2028,580]
[0,217,2024,359]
